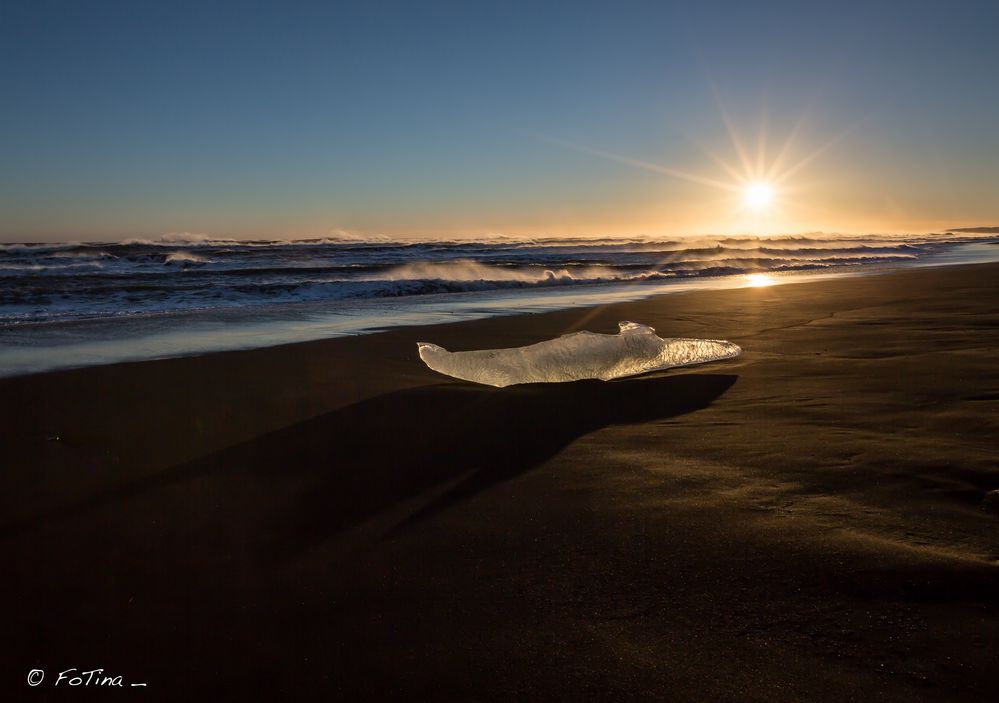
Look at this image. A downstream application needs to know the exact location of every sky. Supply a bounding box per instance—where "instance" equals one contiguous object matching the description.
[1,0,997,241]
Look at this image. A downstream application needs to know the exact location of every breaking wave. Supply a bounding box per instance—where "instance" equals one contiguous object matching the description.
[1,231,996,325]
[164,251,209,265]
[369,259,639,283]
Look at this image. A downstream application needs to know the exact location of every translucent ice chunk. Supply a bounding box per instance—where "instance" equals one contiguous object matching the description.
[417,321,741,387]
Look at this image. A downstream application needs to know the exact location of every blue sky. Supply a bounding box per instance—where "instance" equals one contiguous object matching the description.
[2,0,997,240]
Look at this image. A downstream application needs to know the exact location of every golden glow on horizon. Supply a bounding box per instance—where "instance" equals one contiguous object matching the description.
[745,273,775,287]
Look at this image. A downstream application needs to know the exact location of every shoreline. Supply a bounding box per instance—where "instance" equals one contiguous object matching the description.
[3,239,998,378]
[3,261,998,700]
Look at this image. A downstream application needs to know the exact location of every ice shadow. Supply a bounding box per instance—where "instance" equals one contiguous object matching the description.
[251,372,737,551]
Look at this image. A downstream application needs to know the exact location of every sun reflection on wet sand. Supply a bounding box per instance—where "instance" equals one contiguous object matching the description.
[745,273,776,287]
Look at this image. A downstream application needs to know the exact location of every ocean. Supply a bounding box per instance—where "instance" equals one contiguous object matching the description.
[2,232,997,376]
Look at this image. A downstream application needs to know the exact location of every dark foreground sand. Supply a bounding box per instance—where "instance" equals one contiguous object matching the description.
[2,263,998,701]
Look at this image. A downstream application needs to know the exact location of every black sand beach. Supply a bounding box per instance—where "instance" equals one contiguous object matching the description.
[3,262,998,701]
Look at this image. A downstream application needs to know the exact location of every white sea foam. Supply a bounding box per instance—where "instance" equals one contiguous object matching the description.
[417,321,741,387]
[164,251,208,264]
[370,259,637,283]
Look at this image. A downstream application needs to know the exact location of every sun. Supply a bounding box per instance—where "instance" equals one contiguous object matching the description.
[549,100,847,228]
[743,181,774,210]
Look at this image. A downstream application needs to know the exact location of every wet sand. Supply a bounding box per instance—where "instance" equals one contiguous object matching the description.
[2,262,998,701]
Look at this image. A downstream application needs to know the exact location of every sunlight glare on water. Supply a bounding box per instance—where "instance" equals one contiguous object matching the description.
[745,273,775,287]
